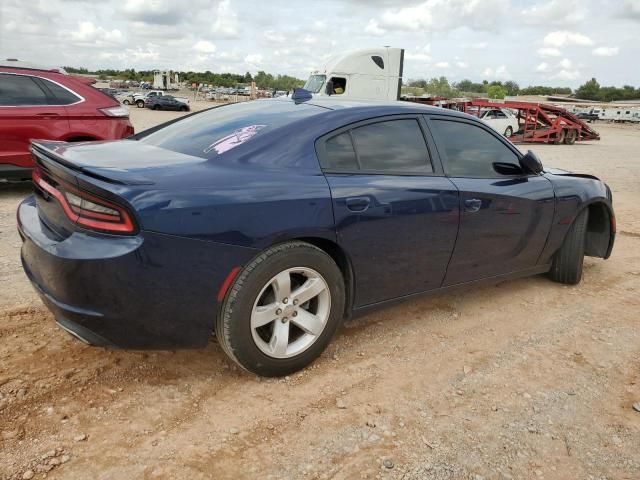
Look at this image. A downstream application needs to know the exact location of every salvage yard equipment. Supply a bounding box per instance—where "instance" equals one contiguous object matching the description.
[459,99,600,144]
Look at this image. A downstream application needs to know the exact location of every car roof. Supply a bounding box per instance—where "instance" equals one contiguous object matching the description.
[273,96,471,120]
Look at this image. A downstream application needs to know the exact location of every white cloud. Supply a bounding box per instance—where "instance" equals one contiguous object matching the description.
[70,21,124,45]
[468,42,487,50]
[483,65,511,79]
[264,30,286,43]
[543,30,593,47]
[456,61,468,69]
[536,62,550,72]
[378,0,509,32]
[537,47,562,57]
[559,58,572,69]
[406,44,431,62]
[244,53,263,65]
[592,46,620,56]
[435,61,450,68]
[193,40,216,54]
[621,0,640,20]
[521,0,587,25]
[311,20,327,32]
[212,0,239,38]
[554,69,581,80]
[364,19,386,36]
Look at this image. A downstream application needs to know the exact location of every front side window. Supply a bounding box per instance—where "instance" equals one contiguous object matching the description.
[330,77,346,95]
[321,119,433,174]
[0,74,49,106]
[430,119,520,177]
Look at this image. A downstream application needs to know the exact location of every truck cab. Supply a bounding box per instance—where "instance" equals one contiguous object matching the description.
[303,47,404,101]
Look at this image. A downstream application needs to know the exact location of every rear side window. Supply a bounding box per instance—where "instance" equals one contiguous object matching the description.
[320,118,433,174]
[0,73,49,106]
[39,78,81,105]
[140,100,325,159]
[351,119,432,173]
[430,119,520,177]
[324,133,358,170]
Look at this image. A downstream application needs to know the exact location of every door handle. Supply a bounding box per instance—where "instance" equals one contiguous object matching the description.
[464,198,482,213]
[346,197,370,212]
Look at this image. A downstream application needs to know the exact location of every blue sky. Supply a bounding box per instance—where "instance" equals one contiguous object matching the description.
[1,0,639,88]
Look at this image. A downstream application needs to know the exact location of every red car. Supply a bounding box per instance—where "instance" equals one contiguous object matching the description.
[0,63,134,180]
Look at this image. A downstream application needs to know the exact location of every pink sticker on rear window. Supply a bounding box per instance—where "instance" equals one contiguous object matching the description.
[203,124,267,155]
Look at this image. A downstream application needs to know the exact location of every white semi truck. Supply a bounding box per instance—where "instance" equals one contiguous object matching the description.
[303,47,404,101]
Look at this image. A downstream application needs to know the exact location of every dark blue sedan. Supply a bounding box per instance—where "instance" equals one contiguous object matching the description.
[18,97,615,376]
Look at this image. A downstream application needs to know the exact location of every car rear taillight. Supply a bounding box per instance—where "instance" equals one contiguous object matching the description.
[99,105,130,117]
[32,169,136,234]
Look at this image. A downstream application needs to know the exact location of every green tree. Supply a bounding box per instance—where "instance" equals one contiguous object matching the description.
[575,78,601,100]
[487,85,507,99]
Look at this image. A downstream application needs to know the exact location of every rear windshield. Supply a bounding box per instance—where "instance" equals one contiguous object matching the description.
[140,100,324,159]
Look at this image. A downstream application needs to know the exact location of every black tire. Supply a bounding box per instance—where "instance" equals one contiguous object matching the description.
[180,106,188,112]
[216,241,345,377]
[136,100,145,108]
[153,105,160,110]
[554,129,566,145]
[123,100,130,105]
[504,126,513,137]
[564,129,577,145]
[549,209,589,284]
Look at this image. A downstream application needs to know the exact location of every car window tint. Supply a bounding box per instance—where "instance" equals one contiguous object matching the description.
[351,119,432,173]
[39,78,81,105]
[140,100,324,159]
[430,119,520,177]
[495,110,507,118]
[323,132,358,170]
[0,74,49,106]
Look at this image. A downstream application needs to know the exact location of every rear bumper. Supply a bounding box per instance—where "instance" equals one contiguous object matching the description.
[18,195,257,349]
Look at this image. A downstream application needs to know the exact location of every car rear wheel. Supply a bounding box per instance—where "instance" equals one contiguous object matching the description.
[180,106,188,112]
[123,100,130,105]
[554,129,566,145]
[549,209,588,285]
[216,241,345,377]
[136,100,145,108]
[504,126,513,137]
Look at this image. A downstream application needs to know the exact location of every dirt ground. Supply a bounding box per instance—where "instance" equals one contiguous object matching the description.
[1,118,639,480]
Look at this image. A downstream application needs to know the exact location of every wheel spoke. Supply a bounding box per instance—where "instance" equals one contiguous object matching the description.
[251,303,279,328]
[272,271,291,302]
[291,309,324,336]
[292,277,326,306]
[269,320,290,357]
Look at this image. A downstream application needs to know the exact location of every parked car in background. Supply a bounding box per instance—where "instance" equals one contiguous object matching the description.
[133,90,189,108]
[145,95,189,111]
[577,110,600,123]
[0,63,134,180]
[480,108,520,136]
[18,98,615,376]
[115,92,135,105]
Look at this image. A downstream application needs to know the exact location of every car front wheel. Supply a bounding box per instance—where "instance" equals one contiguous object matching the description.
[504,126,513,137]
[136,100,145,108]
[549,209,588,284]
[216,241,345,377]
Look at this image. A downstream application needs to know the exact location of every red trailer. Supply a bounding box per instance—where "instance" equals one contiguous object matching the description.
[458,99,600,144]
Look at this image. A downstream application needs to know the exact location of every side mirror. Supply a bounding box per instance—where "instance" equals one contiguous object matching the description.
[520,150,543,174]
[325,80,334,96]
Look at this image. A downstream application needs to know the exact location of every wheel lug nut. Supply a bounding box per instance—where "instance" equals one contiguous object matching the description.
[292,311,298,317]
[281,317,288,323]
[283,298,289,304]
[293,299,298,305]
[276,308,282,315]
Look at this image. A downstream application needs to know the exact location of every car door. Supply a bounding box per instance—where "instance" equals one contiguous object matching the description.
[317,116,460,307]
[0,73,71,169]
[426,115,555,286]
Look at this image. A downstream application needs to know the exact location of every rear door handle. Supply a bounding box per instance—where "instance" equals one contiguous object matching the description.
[464,198,482,213]
[346,197,370,212]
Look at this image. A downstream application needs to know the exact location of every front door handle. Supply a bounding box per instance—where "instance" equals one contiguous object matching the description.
[346,197,370,212]
[464,198,482,213]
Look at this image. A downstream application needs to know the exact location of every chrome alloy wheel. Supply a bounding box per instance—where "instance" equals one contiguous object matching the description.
[250,267,331,359]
